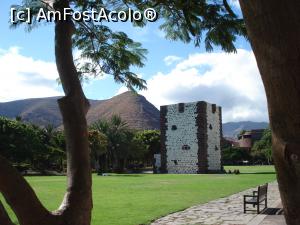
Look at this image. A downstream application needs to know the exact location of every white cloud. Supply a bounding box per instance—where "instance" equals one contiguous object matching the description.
[164,55,183,66]
[0,47,62,102]
[135,49,268,123]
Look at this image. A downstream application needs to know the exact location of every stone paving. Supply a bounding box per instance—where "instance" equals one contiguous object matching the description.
[151,182,280,225]
[258,215,286,225]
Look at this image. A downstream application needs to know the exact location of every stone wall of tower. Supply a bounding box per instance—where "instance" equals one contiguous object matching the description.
[206,103,222,171]
[160,101,222,174]
[165,103,199,174]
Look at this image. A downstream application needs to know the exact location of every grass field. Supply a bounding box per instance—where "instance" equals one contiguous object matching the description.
[4,165,276,225]
[224,165,276,174]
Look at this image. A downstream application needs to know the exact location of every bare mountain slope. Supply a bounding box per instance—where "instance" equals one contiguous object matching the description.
[0,97,63,127]
[87,91,160,130]
[0,92,160,130]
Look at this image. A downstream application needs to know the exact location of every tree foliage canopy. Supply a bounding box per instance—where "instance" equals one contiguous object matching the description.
[91,115,147,172]
[134,130,160,155]
[0,117,66,172]
[11,0,148,90]
[88,129,108,156]
[251,128,272,164]
[222,146,251,165]
[11,0,246,91]
[152,0,247,52]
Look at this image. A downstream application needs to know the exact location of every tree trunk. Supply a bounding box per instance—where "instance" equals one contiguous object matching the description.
[119,158,125,173]
[54,0,92,224]
[239,1,300,224]
[0,0,93,224]
[98,154,107,174]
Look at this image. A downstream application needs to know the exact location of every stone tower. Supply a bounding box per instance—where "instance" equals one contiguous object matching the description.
[159,101,222,174]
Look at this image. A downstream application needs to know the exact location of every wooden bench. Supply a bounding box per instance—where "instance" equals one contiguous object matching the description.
[244,183,268,214]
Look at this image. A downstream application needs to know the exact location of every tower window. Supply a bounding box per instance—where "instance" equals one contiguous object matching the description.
[171,125,177,130]
[178,103,185,113]
[182,145,191,150]
[212,104,217,113]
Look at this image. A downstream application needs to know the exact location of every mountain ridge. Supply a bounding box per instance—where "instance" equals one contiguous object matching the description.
[0,92,160,130]
[0,93,269,135]
[222,121,269,138]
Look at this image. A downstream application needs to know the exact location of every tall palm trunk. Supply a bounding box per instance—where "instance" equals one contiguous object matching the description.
[239,1,300,224]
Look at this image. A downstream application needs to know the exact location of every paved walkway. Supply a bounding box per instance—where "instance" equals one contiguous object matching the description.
[258,215,286,225]
[247,202,285,225]
[151,182,280,225]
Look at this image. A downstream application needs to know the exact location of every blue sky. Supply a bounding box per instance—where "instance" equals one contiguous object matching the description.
[0,0,268,122]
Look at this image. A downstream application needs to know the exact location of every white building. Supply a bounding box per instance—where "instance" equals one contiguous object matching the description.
[156,101,223,174]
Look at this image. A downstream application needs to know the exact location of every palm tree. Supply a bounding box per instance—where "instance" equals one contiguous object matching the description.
[91,115,130,173]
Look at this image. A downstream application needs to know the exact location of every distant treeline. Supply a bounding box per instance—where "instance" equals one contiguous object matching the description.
[0,116,160,174]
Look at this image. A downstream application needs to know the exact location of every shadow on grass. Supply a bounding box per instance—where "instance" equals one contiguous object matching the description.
[99,174,148,178]
[104,172,276,177]
[239,172,276,175]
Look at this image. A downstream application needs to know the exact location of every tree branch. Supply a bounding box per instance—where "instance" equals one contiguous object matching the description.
[223,0,237,18]
[0,155,53,225]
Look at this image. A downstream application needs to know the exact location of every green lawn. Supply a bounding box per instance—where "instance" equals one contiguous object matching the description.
[224,165,276,174]
[4,166,276,225]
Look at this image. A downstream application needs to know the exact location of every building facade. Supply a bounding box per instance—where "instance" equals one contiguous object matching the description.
[158,101,222,174]
[237,129,265,149]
